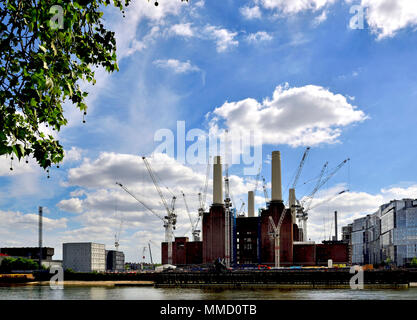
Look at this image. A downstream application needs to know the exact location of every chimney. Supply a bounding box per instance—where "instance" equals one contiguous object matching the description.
[248,191,255,217]
[213,156,223,205]
[271,151,283,202]
[289,188,296,224]
[334,211,338,241]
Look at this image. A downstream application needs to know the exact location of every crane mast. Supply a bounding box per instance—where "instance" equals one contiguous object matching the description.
[223,130,231,268]
[262,176,269,206]
[148,241,154,265]
[291,147,311,189]
[297,158,350,241]
[182,191,200,241]
[142,156,177,265]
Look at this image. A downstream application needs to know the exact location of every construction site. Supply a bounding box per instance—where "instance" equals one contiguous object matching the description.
[117,147,352,270]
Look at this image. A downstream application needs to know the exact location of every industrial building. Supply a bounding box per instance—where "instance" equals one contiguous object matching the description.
[63,242,106,272]
[0,247,54,261]
[106,250,125,272]
[162,151,350,267]
[343,199,417,266]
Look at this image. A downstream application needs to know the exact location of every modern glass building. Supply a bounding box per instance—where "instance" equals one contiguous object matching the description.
[346,199,417,266]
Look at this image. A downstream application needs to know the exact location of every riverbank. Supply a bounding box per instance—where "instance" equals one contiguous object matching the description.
[21,280,154,287]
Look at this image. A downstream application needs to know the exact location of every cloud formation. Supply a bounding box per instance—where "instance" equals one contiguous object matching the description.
[360,0,417,39]
[209,83,367,147]
[204,25,239,52]
[153,59,201,74]
[240,5,262,19]
[256,0,336,14]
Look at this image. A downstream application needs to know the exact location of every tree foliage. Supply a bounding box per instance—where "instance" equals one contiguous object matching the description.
[0,257,41,272]
[0,0,131,170]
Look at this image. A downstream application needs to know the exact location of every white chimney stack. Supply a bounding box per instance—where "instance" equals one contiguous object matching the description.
[271,151,283,202]
[213,156,223,205]
[248,191,255,217]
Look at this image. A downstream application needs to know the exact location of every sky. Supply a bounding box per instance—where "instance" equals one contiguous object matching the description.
[1,0,417,263]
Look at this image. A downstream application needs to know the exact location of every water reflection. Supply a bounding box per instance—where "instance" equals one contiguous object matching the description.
[0,285,415,300]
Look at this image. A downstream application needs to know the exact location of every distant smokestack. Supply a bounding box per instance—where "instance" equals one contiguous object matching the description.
[334,211,338,241]
[38,206,43,270]
[213,156,223,205]
[271,151,283,202]
[248,191,255,217]
[289,188,296,224]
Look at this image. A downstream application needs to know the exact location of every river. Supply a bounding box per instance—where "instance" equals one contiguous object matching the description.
[0,285,417,300]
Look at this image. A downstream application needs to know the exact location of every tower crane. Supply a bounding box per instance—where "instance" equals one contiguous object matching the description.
[142,156,177,265]
[268,207,286,268]
[148,241,154,265]
[238,199,245,217]
[297,158,350,241]
[308,189,349,212]
[296,161,328,240]
[291,147,311,190]
[262,176,269,206]
[254,165,262,194]
[116,181,175,265]
[198,159,210,217]
[224,129,231,268]
[114,217,123,252]
[181,191,201,241]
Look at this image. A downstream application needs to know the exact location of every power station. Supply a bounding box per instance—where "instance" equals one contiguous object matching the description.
[161,150,350,267]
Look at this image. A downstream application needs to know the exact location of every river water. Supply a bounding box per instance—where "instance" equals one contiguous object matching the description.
[0,286,417,300]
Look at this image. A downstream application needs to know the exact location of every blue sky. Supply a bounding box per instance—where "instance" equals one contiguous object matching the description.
[1,0,417,262]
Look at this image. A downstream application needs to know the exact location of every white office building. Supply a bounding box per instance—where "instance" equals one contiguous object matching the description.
[63,243,106,272]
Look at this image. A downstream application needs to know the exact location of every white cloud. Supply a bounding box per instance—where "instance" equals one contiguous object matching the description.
[169,23,195,37]
[0,210,67,231]
[209,83,367,147]
[204,25,239,52]
[0,156,35,176]
[63,147,83,163]
[240,5,262,19]
[246,31,273,42]
[313,9,328,25]
[360,0,417,39]
[153,59,201,74]
[57,198,84,213]
[256,0,336,14]
[195,0,205,8]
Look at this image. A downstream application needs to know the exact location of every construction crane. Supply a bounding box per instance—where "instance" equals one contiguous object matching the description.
[198,159,211,217]
[142,156,177,265]
[254,165,262,193]
[268,207,286,268]
[224,129,231,268]
[262,176,269,206]
[297,158,350,241]
[148,241,154,265]
[238,199,245,217]
[116,181,175,265]
[181,191,200,241]
[114,217,123,252]
[309,189,349,212]
[290,147,311,190]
